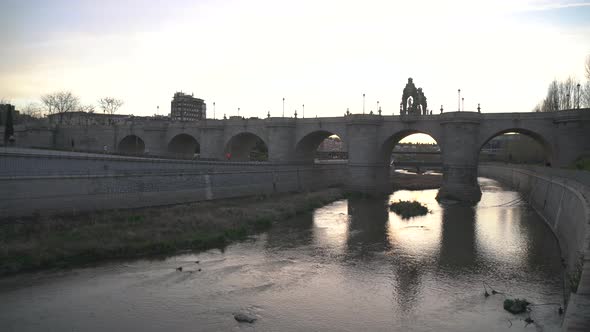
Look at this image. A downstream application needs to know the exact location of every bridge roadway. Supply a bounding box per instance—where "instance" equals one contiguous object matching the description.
[5,109,590,202]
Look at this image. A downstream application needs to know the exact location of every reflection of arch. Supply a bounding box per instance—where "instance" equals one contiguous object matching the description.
[379,130,441,163]
[478,128,553,164]
[168,134,200,159]
[295,130,345,162]
[225,132,268,161]
[118,135,145,154]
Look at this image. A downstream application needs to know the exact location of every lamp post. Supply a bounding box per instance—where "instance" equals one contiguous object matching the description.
[458,89,461,112]
[213,102,216,119]
[363,93,365,114]
[282,97,285,117]
[440,105,443,114]
[302,104,305,118]
[237,107,240,117]
[462,97,464,112]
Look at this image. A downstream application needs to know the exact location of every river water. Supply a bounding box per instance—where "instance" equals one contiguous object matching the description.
[0,178,564,331]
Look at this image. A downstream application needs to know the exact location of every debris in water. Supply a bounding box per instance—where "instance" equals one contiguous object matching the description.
[176,266,183,272]
[503,298,530,314]
[234,312,256,323]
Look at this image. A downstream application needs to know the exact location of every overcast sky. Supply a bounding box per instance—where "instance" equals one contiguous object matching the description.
[1,0,589,120]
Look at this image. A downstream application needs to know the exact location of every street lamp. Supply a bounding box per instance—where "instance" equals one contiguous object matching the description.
[363,93,366,114]
[238,107,240,117]
[302,104,305,118]
[458,89,461,112]
[462,97,464,112]
[282,98,285,117]
[213,102,216,119]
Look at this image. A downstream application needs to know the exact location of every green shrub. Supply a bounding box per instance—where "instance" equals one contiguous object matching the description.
[573,156,590,171]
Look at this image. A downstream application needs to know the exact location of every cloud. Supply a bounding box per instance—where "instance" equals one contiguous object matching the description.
[0,0,588,117]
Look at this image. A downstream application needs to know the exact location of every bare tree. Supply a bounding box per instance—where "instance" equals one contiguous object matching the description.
[582,81,590,108]
[98,97,124,115]
[540,80,559,112]
[41,91,80,115]
[558,76,578,110]
[79,104,95,113]
[0,97,10,104]
[585,55,590,80]
[21,102,43,118]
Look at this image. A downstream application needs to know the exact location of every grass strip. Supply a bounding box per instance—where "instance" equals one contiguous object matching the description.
[0,188,343,276]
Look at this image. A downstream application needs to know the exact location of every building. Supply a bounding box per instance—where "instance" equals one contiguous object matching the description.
[0,104,18,125]
[171,92,206,121]
[46,111,171,125]
[47,111,131,125]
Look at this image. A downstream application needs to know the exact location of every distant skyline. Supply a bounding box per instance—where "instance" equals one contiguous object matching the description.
[1,0,589,121]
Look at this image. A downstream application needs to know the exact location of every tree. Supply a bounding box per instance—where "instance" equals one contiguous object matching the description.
[21,102,43,118]
[98,97,124,115]
[41,91,80,115]
[4,106,14,145]
[558,76,578,110]
[582,81,590,108]
[585,55,590,80]
[79,104,95,113]
[539,80,559,112]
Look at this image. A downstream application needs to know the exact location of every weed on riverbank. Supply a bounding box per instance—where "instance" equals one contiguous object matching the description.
[0,189,343,276]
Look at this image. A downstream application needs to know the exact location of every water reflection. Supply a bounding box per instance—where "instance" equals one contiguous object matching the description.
[437,204,477,271]
[264,211,315,250]
[346,197,390,257]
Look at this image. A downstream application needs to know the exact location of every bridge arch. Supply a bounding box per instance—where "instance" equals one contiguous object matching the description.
[117,135,145,155]
[225,132,268,161]
[379,129,442,163]
[295,130,346,163]
[478,128,553,165]
[167,133,200,159]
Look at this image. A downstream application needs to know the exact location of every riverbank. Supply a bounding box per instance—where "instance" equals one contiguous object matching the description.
[391,172,442,190]
[0,188,344,276]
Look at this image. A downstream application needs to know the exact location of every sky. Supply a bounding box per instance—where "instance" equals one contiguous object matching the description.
[1,0,589,123]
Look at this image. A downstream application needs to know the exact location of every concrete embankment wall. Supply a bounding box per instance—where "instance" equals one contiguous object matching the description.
[479,164,590,331]
[0,150,346,217]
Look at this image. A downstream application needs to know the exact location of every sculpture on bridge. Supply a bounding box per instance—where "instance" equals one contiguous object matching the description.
[400,78,428,115]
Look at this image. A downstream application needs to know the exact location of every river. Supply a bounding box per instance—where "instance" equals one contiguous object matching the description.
[0,177,564,331]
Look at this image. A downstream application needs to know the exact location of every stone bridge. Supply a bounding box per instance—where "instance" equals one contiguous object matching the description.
[10,109,590,202]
